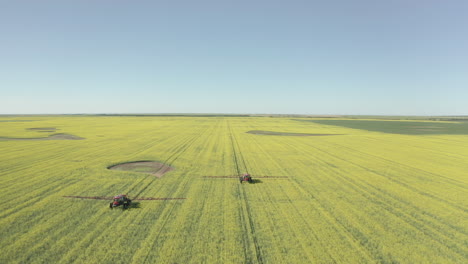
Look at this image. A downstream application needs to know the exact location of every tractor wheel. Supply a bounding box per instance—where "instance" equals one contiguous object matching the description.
[109,203,113,209]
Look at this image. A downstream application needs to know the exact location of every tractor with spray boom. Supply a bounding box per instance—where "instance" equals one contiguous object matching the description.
[109,194,132,209]
[239,173,253,184]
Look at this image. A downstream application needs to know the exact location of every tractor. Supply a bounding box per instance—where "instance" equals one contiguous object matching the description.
[239,173,253,184]
[110,194,132,209]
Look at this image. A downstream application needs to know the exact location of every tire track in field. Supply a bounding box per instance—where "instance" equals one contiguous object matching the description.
[0,178,81,238]
[327,161,468,238]
[138,120,227,263]
[71,131,184,199]
[312,161,467,260]
[245,135,368,263]
[228,121,264,264]
[121,125,179,158]
[244,135,403,262]
[136,180,199,260]
[0,181,99,263]
[57,120,199,263]
[309,139,468,221]
[297,139,467,243]
[133,195,187,264]
[127,124,208,199]
[0,173,82,219]
[228,123,251,262]
[131,123,217,263]
[56,205,139,263]
[64,173,190,264]
[58,124,209,263]
[280,138,467,261]
[423,134,468,145]
[298,137,467,215]
[115,131,201,261]
[1,146,77,188]
[327,138,468,187]
[273,139,398,262]
[103,122,213,260]
[60,164,190,263]
[166,177,214,263]
[356,134,468,160]
[311,159,468,259]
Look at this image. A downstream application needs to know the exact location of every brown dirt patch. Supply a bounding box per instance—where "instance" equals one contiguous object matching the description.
[0,133,85,141]
[107,161,174,178]
[247,130,344,136]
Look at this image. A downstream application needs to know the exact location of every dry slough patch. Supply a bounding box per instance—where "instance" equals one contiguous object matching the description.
[246,130,344,136]
[107,161,174,178]
[27,127,58,132]
[0,133,84,141]
[0,126,84,140]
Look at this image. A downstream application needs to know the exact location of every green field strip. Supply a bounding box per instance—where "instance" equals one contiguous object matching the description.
[298,119,468,135]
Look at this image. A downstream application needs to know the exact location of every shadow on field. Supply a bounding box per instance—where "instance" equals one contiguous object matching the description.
[250,179,263,184]
[110,202,141,210]
[128,202,141,209]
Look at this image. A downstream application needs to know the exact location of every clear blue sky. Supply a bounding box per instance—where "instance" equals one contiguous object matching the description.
[1,0,467,115]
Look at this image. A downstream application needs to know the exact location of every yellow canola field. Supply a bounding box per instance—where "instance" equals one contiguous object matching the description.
[0,116,466,263]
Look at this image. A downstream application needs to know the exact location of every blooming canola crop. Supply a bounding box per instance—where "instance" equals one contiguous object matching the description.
[0,116,466,263]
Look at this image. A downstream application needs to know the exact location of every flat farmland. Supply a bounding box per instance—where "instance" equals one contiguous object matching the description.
[0,116,467,263]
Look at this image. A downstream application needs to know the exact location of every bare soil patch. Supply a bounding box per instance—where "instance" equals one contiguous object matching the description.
[0,133,85,141]
[247,130,344,136]
[108,161,174,178]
